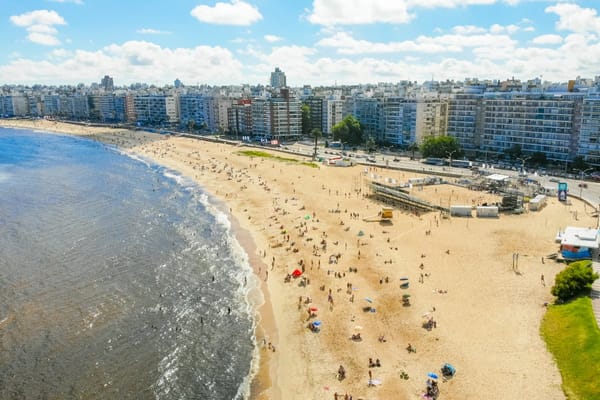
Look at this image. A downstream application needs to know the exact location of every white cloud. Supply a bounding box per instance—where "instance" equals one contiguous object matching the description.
[10,9,66,27]
[190,0,262,26]
[307,0,413,25]
[546,3,600,34]
[137,28,172,35]
[28,32,61,46]
[0,41,245,85]
[306,0,518,26]
[489,23,519,34]
[316,31,516,55]
[10,9,66,46]
[531,34,563,45]
[264,34,283,43]
[452,25,487,35]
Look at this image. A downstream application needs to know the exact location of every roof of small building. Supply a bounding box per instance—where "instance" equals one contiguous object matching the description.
[559,226,600,249]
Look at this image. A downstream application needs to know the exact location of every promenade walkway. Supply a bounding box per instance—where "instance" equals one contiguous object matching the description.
[592,262,600,329]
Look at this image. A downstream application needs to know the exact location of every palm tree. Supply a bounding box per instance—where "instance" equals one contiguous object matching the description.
[407,142,419,160]
[310,128,322,160]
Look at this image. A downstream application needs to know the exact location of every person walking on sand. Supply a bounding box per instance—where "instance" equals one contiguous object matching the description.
[541,274,545,286]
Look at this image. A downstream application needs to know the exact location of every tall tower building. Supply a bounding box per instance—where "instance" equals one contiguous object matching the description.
[270,67,286,89]
[100,75,114,92]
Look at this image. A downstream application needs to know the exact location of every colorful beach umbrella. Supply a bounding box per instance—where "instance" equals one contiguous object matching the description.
[427,372,439,380]
[292,269,302,277]
[309,306,318,312]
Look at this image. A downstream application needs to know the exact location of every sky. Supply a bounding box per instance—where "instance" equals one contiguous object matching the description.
[2,0,600,87]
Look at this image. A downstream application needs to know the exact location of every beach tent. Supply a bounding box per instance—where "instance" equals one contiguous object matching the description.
[292,269,303,278]
[450,205,472,217]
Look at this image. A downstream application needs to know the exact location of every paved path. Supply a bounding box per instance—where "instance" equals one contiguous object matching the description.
[592,262,600,328]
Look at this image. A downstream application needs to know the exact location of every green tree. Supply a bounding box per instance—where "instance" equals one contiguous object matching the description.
[420,136,462,159]
[530,151,547,166]
[504,144,522,161]
[332,115,363,146]
[551,260,599,302]
[365,135,377,153]
[571,156,589,172]
[310,128,322,159]
[301,104,311,136]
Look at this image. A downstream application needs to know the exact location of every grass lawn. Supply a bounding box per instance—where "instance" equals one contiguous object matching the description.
[237,150,318,168]
[541,295,600,400]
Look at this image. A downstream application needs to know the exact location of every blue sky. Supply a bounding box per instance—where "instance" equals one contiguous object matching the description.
[2,0,600,86]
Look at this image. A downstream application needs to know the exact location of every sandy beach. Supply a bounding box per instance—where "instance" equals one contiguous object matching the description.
[3,119,591,400]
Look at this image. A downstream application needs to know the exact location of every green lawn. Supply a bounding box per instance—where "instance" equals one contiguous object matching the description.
[237,150,319,168]
[541,296,600,400]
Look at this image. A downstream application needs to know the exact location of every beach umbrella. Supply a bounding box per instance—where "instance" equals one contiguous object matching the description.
[427,372,439,380]
[313,320,322,327]
[309,306,318,312]
[358,230,365,236]
[304,215,311,220]
[292,269,302,278]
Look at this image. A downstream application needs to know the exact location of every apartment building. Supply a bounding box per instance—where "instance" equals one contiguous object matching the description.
[415,96,449,143]
[134,95,178,126]
[577,96,600,165]
[179,94,207,129]
[322,98,344,136]
[446,93,484,154]
[228,99,253,136]
[480,93,578,162]
[380,97,417,146]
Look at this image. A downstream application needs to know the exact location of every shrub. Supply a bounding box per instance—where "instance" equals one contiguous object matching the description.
[551,260,599,302]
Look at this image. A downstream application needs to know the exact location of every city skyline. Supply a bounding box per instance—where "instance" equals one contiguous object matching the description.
[3,1,600,86]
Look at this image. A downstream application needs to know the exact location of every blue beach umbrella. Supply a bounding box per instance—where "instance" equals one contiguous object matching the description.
[312,320,322,327]
[427,372,439,380]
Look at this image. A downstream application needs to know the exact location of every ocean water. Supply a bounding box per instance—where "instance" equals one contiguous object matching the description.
[0,128,258,399]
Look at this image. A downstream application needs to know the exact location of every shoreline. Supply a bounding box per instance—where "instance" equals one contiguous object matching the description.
[2,119,585,400]
[0,120,280,399]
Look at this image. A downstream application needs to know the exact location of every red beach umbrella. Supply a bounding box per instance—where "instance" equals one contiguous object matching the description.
[292,269,303,278]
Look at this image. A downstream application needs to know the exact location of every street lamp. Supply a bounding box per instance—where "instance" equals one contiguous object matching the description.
[447,150,458,168]
[576,167,594,198]
[517,156,531,174]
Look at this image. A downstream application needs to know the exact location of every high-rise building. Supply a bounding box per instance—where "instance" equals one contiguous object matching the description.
[270,67,287,89]
[228,99,253,137]
[480,93,578,162]
[304,96,324,133]
[322,98,344,136]
[381,97,417,146]
[134,95,178,126]
[577,95,600,165]
[270,89,301,140]
[101,75,114,92]
[415,96,449,143]
[446,93,485,154]
[179,94,207,129]
[251,98,271,137]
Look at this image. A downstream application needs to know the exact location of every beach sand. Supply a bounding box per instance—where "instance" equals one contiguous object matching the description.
[3,119,587,400]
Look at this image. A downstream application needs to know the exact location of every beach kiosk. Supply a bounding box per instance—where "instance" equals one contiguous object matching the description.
[557,227,600,260]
